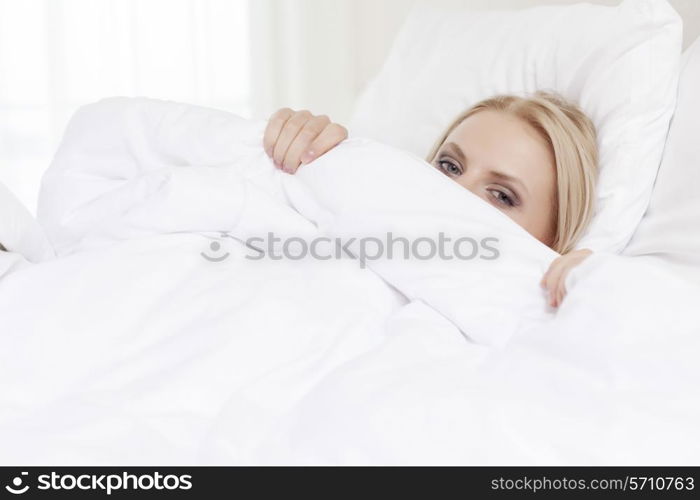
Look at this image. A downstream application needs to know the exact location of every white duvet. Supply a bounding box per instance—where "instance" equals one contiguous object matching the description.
[0,98,698,465]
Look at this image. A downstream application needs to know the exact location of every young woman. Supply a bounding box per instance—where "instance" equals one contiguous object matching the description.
[262,92,598,308]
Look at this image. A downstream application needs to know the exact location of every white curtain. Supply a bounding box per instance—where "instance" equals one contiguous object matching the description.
[0,0,251,211]
[248,0,413,125]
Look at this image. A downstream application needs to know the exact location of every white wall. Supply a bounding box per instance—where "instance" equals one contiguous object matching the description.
[249,0,700,124]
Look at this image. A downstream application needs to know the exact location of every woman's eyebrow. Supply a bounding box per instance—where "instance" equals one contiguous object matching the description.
[489,171,529,197]
[444,141,529,197]
[443,142,466,164]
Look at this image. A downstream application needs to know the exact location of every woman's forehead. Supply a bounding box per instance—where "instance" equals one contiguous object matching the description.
[446,111,555,179]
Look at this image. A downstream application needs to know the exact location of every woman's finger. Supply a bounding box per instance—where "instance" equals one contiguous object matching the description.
[556,273,568,308]
[544,262,567,307]
[540,265,552,288]
[300,122,348,166]
[541,255,564,287]
[542,249,592,308]
[263,108,294,157]
[541,257,563,291]
[552,272,564,308]
[272,110,312,168]
[282,115,330,173]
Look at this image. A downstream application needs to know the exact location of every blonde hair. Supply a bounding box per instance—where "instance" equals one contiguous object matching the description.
[427,91,598,254]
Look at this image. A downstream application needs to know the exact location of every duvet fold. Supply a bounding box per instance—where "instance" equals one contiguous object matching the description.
[38,97,559,347]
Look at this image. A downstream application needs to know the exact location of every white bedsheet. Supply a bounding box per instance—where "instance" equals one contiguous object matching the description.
[238,254,700,465]
[0,98,698,465]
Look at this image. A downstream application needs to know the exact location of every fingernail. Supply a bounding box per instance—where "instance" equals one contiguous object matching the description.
[300,150,315,164]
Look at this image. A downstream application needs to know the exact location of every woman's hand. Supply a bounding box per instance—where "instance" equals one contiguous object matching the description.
[263,108,348,174]
[540,249,592,308]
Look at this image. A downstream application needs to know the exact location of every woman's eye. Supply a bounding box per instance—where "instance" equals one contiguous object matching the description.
[489,189,515,207]
[437,159,462,176]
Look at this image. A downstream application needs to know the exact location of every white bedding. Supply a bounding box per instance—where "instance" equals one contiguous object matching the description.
[1,98,698,465]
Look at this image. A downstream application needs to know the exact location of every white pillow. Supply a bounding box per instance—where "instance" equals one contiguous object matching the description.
[624,36,700,283]
[349,0,682,253]
[0,182,54,276]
